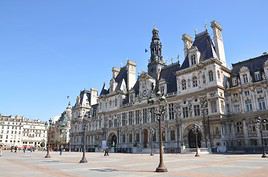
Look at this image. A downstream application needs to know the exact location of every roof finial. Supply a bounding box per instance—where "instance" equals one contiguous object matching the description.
[194,29,198,36]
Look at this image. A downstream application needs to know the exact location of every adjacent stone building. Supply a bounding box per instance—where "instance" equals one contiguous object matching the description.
[0,114,47,149]
[69,21,268,153]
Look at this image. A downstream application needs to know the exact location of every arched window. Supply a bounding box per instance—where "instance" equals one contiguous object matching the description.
[181,79,186,90]
[192,76,198,87]
[209,71,214,82]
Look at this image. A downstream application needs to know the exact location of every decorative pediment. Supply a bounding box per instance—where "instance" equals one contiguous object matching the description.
[240,66,249,73]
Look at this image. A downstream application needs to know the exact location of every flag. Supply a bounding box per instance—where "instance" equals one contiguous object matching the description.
[145,49,148,53]
[67,96,69,99]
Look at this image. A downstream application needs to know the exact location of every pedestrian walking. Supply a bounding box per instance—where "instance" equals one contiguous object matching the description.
[104,148,109,156]
[60,148,63,155]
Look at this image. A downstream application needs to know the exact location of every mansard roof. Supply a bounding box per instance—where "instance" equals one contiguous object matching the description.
[100,83,109,96]
[132,79,140,96]
[100,67,128,96]
[231,53,268,82]
[160,62,181,93]
[79,89,91,105]
[180,31,217,69]
[115,66,128,85]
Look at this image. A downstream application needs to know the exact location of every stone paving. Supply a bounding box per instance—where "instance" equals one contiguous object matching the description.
[0,150,268,177]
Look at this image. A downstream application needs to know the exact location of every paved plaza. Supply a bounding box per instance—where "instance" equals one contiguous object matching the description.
[0,151,268,177]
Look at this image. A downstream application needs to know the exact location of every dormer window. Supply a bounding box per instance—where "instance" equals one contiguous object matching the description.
[191,55,196,65]
[232,77,238,86]
[192,76,198,87]
[242,74,248,83]
[254,71,261,81]
[181,79,186,90]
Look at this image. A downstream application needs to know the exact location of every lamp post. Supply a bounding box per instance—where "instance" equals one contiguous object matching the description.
[45,118,52,158]
[150,128,154,156]
[256,117,267,158]
[192,124,200,157]
[80,116,89,163]
[200,96,208,148]
[148,91,168,172]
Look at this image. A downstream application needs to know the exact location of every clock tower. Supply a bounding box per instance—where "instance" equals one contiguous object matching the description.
[147,27,165,80]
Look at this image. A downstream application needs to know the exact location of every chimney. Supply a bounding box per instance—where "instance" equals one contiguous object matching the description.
[112,67,120,78]
[127,60,136,90]
[211,20,226,66]
[182,34,193,58]
[90,88,98,105]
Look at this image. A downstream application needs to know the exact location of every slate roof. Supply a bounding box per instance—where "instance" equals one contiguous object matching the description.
[100,83,109,96]
[180,31,217,69]
[79,90,91,105]
[160,62,181,93]
[132,79,140,96]
[230,53,268,84]
[100,67,128,96]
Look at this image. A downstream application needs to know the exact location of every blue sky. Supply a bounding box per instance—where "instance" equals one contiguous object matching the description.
[0,0,268,121]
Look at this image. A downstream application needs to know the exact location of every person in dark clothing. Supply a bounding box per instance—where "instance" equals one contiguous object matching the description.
[104,148,109,156]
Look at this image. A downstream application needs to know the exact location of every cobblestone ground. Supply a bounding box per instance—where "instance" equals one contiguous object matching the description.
[0,151,268,177]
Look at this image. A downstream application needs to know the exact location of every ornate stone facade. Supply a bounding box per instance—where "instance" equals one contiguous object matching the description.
[69,21,268,153]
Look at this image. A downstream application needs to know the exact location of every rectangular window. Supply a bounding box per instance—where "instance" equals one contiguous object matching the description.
[135,133,140,142]
[129,134,132,143]
[232,77,238,86]
[143,109,147,124]
[244,91,250,96]
[234,105,240,113]
[168,103,174,120]
[194,105,200,116]
[129,111,133,125]
[243,74,248,83]
[254,72,261,81]
[170,130,176,141]
[150,107,155,122]
[211,100,217,113]
[135,110,140,124]
[245,99,253,112]
[226,104,230,113]
[220,100,225,113]
[258,98,266,110]
[122,134,126,143]
[183,107,188,118]
[122,112,127,126]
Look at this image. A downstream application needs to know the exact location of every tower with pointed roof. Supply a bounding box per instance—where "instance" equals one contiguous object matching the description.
[148,28,166,80]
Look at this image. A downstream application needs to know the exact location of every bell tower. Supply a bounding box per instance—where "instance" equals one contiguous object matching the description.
[148,27,165,79]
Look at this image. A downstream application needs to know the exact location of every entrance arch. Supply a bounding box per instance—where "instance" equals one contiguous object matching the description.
[143,129,149,148]
[188,127,202,148]
[107,133,117,147]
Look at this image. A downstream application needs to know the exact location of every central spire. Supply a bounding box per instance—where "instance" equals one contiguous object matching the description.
[150,28,163,62]
[148,27,165,79]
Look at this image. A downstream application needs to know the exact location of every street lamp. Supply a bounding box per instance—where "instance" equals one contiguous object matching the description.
[150,128,154,156]
[200,96,208,148]
[148,91,168,172]
[45,118,52,158]
[192,124,200,157]
[256,117,267,158]
[80,115,89,163]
